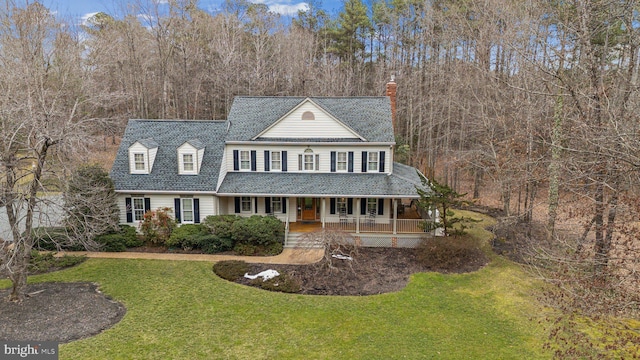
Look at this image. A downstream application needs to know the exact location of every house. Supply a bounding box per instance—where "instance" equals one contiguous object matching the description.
[110,79,432,247]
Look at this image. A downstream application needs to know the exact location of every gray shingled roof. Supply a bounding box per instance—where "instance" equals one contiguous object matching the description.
[225,97,395,143]
[137,138,158,148]
[217,163,424,198]
[110,120,227,192]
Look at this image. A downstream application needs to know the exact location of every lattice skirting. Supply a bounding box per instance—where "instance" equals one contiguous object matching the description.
[350,234,427,248]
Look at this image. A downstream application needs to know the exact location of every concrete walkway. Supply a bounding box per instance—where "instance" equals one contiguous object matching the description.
[56,248,324,265]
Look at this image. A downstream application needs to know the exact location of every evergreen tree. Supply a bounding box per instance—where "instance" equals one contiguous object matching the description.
[416,173,469,236]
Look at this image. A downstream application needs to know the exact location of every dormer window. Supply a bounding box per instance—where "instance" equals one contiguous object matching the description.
[178,140,205,175]
[129,138,157,174]
[134,153,146,171]
[301,111,315,120]
[298,148,320,171]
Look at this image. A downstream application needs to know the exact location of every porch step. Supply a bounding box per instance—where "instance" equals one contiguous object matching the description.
[284,232,324,248]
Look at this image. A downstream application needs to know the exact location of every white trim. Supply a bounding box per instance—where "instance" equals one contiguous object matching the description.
[216,192,420,198]
[226,141,395,146]
[180,198,195,223]
[239,150,251,171]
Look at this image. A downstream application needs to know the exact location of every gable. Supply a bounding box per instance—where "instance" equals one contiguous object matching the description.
[256,100,363,140]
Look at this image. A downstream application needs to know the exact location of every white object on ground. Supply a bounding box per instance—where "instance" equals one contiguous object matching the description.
[331,254,353,261]
[244,269,280,282]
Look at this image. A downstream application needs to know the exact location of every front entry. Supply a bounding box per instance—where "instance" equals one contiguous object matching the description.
[299,198,317,222]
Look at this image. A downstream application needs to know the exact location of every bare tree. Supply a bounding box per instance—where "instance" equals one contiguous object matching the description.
[0,2,112,302]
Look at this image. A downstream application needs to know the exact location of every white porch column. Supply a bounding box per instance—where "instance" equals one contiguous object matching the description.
[213,196,220,215]
[321,198,326,228]
[393,198,398,235]
[356,198,361,233]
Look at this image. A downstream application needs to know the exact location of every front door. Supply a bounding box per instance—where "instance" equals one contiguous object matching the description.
[301,198,316,221]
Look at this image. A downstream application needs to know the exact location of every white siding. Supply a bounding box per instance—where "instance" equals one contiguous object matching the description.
[225,144,393,174]
[148,147,158,172]
[259,102,360,139]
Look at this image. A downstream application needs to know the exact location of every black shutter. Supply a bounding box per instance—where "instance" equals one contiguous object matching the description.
[234,197,240,213]
[144,198,151,212]
[282,151,287,172]
[254,197,258,213]
[250,150,257,171]
[330,198,336,214]
[233,150,239,171]
[379,151,385,172]
[194,199,200,223]
[265,197,271,214]
[264,151,270,171]
[361,198,367,215]
[174,198,181,223]
[378,198,384,215]
[282,197,287,213]
[315,154,319,171]
[347,198,353,214]
[348,152,354,172]
[362,152,368,172]
[125,197,133,223]
[298,154,302,170]
[330,151,336,172]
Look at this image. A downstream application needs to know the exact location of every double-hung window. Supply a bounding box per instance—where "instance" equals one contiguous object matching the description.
[181,198,194,223]
[367,198,377,215]
[337,198,347,214]
[134,153,146,171]
[271,151,281,171]
[182,154,194,172]
[337,152,347,171]
[241,196,251,212]
[133,197,146,221]
[271,197,282,213]
[240,151,250,170]
[368,152,379,172]
[304,153,314,170]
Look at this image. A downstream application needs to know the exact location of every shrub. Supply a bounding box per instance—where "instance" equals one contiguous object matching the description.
[31,227,84,251]
[28,251,86,273]
[94,233,127,252]
[201,234,234,254]
[167,224,207,249]
[120,225,143,248]
[251,273,301,293]
[203,215,240,242]
[140,207,176,245]
[231,215,284,248]
[213,260,250,281]
[416,236,487,272]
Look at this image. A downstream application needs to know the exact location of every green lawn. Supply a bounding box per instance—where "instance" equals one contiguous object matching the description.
[1,213,552,359]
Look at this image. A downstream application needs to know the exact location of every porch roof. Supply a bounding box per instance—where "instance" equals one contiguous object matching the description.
[217,162,426,198]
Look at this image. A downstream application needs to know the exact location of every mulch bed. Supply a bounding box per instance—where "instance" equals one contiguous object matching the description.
[0,282,126,343]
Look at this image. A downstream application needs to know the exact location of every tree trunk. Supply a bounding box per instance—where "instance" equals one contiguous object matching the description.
[547,94,563,241]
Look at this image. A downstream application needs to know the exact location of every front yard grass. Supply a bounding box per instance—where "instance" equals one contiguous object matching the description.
[0,251,552,358]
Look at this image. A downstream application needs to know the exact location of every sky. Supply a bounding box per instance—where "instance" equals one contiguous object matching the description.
[38,0,342,25]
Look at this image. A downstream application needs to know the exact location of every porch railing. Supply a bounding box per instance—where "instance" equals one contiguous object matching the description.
[324,219,425,234]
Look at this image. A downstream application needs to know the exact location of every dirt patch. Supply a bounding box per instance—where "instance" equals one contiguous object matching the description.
[238,247,487,296]
[0,282,126,343]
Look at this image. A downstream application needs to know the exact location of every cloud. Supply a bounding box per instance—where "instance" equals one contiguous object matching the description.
[268,2,308,15]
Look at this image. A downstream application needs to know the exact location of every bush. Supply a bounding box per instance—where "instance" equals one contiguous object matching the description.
[416,236,487,272]
[31,227,84,251]
[203,215,240,242]
[251,273,301,293]
[213,260,250,281]
[94,233,127,252]
[28,251,86,274]
[201,234,234,254]
[167,224,207,249]
[140,207,176,245]
[120,225,143,247]
[231,215,284,248]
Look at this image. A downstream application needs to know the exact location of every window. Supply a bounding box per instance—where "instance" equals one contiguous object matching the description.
[271,151,281,170]
[337,152,347,171]
[182,154,194,172]
[180,198,194,223]
[367,198,377,215]
[337,198,347,214]
[133,197,145,221]
[240,150,250,170]
[304,154,314,170]
[134,153,145,171]
[368,152,379,172]
[271,197,282,213]
[241,196,251,212]
[301,111,315,120]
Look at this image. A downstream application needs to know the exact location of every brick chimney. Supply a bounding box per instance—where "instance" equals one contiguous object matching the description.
[385,75,397,132]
